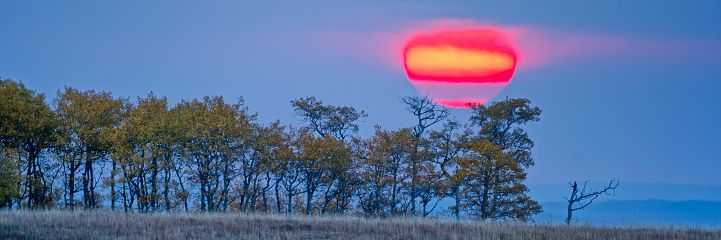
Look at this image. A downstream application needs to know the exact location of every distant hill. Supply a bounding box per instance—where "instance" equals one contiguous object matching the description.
[535,200,721,227]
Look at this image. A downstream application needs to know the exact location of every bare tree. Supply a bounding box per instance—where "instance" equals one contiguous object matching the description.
[400,94,450,139]
[565,179,619,224]
[400,94,450,216]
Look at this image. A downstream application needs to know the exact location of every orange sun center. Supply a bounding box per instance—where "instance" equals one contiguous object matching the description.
[403,28,517,84]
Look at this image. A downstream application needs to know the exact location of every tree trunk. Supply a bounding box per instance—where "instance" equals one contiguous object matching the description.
[275,179,282,213]
[111,158,116,211]
[287,189,293,214]
[163,165,171,212]
[150,156,158,211]
[306,177,313,215]
[68,164,76,210]
[566,182,578,225]
[83,153,91,209]
[566,201,573,225]
[481,178,490,220]
[454,185,460,220]
[174,166,188,212]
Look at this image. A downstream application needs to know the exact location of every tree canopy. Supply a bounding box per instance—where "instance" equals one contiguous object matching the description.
[0,78,544,221]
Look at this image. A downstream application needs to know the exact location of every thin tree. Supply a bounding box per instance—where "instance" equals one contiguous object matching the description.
[400,94,450,216]
[291,97,365,215]
[565,179,619,224]
[428,120,470,219]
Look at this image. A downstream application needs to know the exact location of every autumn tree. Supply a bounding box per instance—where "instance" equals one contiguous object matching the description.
[317,140,357,215]
[276,126,311,214]
[291,97,364,215]
[428,120,470,219]
[54,87,126,209]
[291,97,367,142]
[0,76,557,220]
[251,121,287,213]
[174,96,256,212]
[565,179,619,224]
[0,78,57,208]
[469,98,541,167]
[146,96,180,212]
[457,97,543,221]
[414,149,445,217]
[234,121,280,213]
[455,140,541,221]
[297,134,349,215]
[0,148,20,208]
[110,93,174,212]
[358,126,415,216]
[400,95,450,216]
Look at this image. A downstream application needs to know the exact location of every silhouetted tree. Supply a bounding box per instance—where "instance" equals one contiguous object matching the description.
[400,95,450,216]
[565,179,619,224]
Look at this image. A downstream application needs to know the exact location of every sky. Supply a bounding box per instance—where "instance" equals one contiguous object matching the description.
[2,0,721,216]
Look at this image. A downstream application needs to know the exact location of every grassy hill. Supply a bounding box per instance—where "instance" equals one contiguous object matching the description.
[1,211,719,240]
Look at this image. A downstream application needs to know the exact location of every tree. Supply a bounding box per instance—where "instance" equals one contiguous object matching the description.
[565,179,619,224]
[250,121,286,213]
[358,126,414,216]
[469,97,541,167]
[414,157,444,217]
[54,87,126,209]
[234,121,276,213]
[455,140,541,221]
[141,94,179,212]
[459,98,543,221]
[428,120,470,219]
[291,97,367,142]
[0,148,21,208]
[291,97,365,215]
[297,135,349,215]
[400,95,450,216]
[400,95,450,139]
[276,126,310,214]
[174,96,256,212]
[0,78,57,208]
[111,93,168,212]
[0,80,560,220]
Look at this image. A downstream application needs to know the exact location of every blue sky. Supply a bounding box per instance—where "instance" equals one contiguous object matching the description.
[2,0,720,213]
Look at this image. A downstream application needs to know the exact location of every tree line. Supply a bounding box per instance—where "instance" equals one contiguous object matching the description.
[0,78,543,221]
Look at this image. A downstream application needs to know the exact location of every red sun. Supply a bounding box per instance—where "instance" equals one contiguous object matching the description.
[403,28,519,108]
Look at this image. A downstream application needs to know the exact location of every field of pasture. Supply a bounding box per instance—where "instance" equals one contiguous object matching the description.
[1,211,719,240]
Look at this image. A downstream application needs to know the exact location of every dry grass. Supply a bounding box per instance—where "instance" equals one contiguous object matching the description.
[0,211,718,240]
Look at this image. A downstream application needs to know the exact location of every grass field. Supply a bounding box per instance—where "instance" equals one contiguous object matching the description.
[0,211,719,240]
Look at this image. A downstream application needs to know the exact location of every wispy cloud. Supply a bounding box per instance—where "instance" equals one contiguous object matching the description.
[313,18,721,70]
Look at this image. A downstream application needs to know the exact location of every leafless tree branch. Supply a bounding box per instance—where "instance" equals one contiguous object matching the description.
[565,178,619,224]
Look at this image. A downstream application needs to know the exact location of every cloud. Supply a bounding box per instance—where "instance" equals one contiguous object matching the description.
[313,18,721,70]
